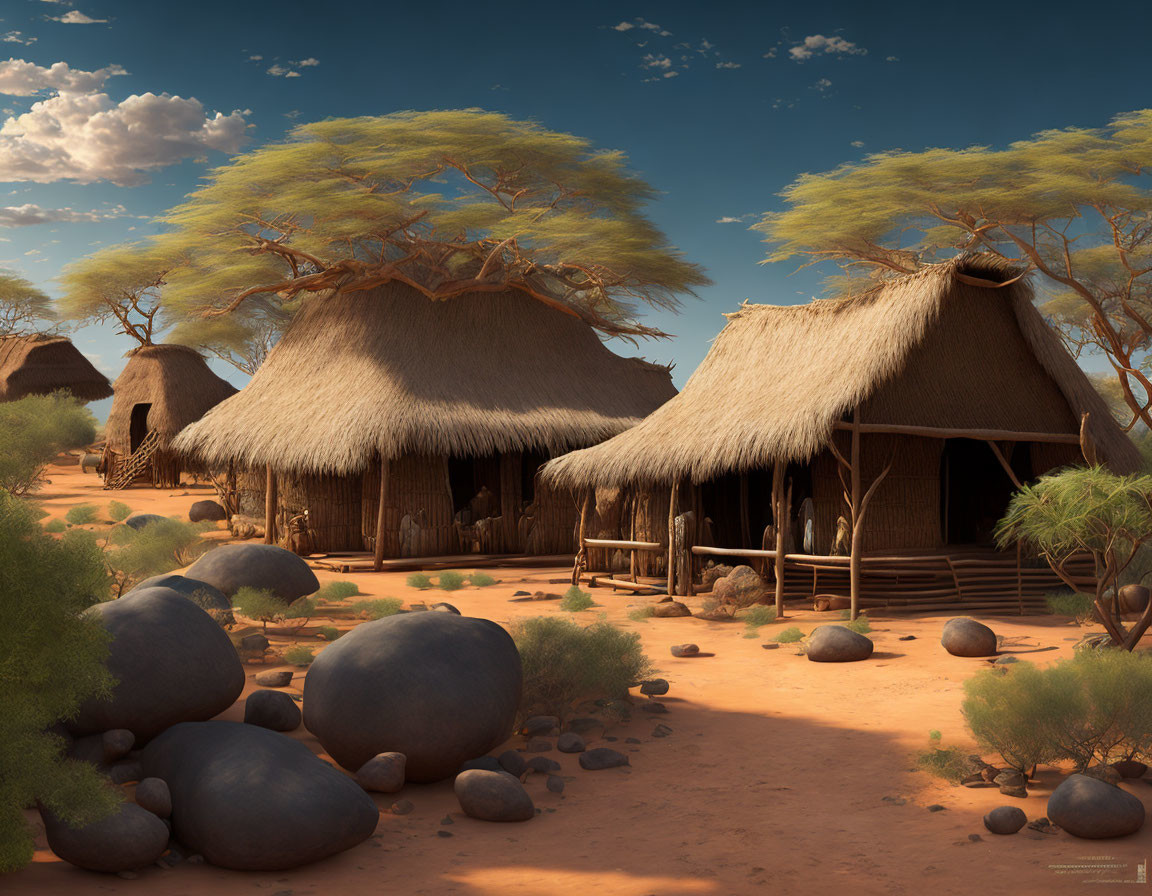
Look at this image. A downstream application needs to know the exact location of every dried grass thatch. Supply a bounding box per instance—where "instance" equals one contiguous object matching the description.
[105,344,237,456]
[174,282,677,474]
[544,255,1140,488]
[0,333,111,402]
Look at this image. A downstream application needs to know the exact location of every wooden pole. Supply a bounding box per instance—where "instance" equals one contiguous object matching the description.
[849,411,862,621]
[629,496,638,583]
[833,421,1080,444]
[572,489,591,586]
[772,462,786,619]
[263,464,277,545]
[373,455,390,571]
[667,479,680,597]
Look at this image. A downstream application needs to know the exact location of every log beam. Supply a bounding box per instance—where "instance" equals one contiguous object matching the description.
[667,479,680,596]
[373,455,390,571]
[264,464,277,545]
[833,421,1079,444]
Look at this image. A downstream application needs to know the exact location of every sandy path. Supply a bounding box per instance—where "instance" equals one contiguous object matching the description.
[8,461,1151,894]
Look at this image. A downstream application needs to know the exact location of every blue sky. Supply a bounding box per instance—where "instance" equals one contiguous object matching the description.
[0,0,1146,419]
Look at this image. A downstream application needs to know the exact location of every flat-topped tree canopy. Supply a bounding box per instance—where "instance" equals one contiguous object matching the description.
[0,334,112,402]
[543,255,1141,489]
[174,281,678,475]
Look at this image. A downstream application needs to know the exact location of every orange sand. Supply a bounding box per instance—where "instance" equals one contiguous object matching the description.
[9,459,1152,894]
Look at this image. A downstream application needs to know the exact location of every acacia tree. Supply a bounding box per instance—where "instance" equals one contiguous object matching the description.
[115,110,708,340]
[0,273,54,336]
[757,109,1152,430]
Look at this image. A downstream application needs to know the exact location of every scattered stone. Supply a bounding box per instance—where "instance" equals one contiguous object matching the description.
[712,566,769,608]
[356,752,406,793]
[639,679,669,697]
[927,804,946,812]
[454,770,535,822]
[498,750,527,776]
[546,775,565,794]
[579,748,630,770]
[303,612,522,782]
[255,669,293,688]
[994,771,1026,788]
[525,756,561,774]
[1027,817,1060,834]
[652,724,673,738]
[805,625,874,663]
[108,759,143,785]
[642,702,668,714]
[513,591,530,597]
[184,543,320,602]
[1047,773,1146,839]
[521,716,560,737]
[1119,584,1150,615]
[761,643,780,650]
[898,635,917,641]
[240,632,270,653]
[882,795,907,806]
[651,601,691,618]
[189,500,227,523]
[670,644,700,658]
[134,777,172,818]
[1113,760,1148,779]
[941,617,998,658]
[526,738,553,753]
[42,802,170,873]
[102,729,135,763]
[430,602,460,614]
[1000,784,1028,799]
[459,756,504,773]
[625,737,641,744]
[557,733,585,753]
[123,513,168,531]
[993,655,1019,665]
[390,800,414,816]
[244,689,302,732]
[438,830,453,838]
[984,806,1027,835]
[565,717,602,735]
[700,564,734,589]
[967,834,983,843]
[1084,764,1123,786]
[141,721,379,870]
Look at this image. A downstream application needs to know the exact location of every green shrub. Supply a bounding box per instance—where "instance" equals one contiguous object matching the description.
[928,729,942,742]
[284,597,317,622]
[774,627,805,643]
[406,572,432,590]
[843,616,872,634]
[468,572,497,587]
[64,504,99,526]
[436,570,466,591]
[318,625,342,641]
[350,598,405,620]
[106,501,132,522]
[102,518,210,598]
[627,606,655,622]
[0,492,120,871]
[283,645,314,666]
[1045,591,1096,624]
[510,616,654,720]
[314,581,360,602]
[0,393,97,496]
[233,587,289,631]
[916,745,972,784]
[744,605,778,631]
[560,585,595,612]
[42,518,65,534]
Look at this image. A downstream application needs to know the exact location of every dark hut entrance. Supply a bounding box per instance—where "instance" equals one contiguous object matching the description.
[940,439,1032,546]
[129,403,151,452]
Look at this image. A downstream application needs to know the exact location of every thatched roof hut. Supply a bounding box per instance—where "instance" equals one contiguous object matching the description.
[104,344,237,488]
[0,334,112,403]
[175,281,677,558]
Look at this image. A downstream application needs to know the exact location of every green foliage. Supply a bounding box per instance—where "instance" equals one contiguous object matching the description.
[436,571,465,591]
[510,616,654,720]
[233,587,289,631]
[0,393,96,496]
[928,729,942,742]
[916,746,972,784]
[1045,591,1097,624]
[283,645,314,666]
[103,518,210,598]
[0,493,120,871]
[0,272,54,336]
[774,627,805,643]
[350,598,405,620]
[64,504,99,526]
[405,572,432,590]
[842,616,872,634]
[106,501,132,522]
[318,625,342,641]
[627,606,655,622]
[468,572,497,587]
[284,597,317,621]
[42,518,65,534]
[314,581,360,602]
[743,605,778,631]
[560,585,596,612]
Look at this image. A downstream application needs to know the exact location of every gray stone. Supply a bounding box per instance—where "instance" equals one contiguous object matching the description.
[390,800,414,815]
[102,729,135,763]
[135,778,172,818]
[670,643,699,658]
[941,617,998,658]
[454,770,535,822]
[546,775,565,794]
[805,625,874,663]
[240,632,270,653]
[525,756,561,774]
[356,752,406,793]
[430,602,460,614]
[69,588,245,742]
[651,601,691,618]
[521,715,560,736]
[639,679,669,697]
[189,500,227,523]
[108,759,143,785]
[303,612,521,782]
[123,513,168,531]
[129,574,233,626]
[255,669,293,687]
[1047,773,1145,839]
[711,565,769,609]
[557,732,585,753]
[498,750,527,776]
[244,689,301,732]
[579,748,630,770]
[184,543,320,602]
[984,805,1027,835]
[459,756,503,773]
[141,721,379,870]
[43,802,170,873]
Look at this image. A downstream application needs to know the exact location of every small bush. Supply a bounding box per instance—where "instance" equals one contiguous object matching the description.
[510,616,654,720]
[627,606,655,622]
[1046,591,1096,624]
[284,596,317,621]
[42,518,65,534]
[916,745,971,784]
[928,729,942,742]
[102,518,210,597]
[64,504,99,526]
[350,598,405,620]
[106,501,132,522]
[560,585,595,612]
[0,392,97,496]
[437,571,466,591]
[314,581,360,602]
[843,617,872,634]
[283,645,314,666]
[406,572,432,590]
[468,572,497,587]
[774,627,805,643]
[318,625,342,641]
[744,605,778,631]
[233,587,289,631]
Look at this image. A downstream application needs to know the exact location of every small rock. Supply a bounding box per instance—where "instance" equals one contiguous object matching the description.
[108,759,143,785]
[43,802,170,873]
[927,804,946,812]
[1084,764,1123,786]
[993,771,1026,788]
[1000,784,1028,799]
[806,625,874,662]
[642,702,668,714]
[761,643,780,650]
[390,800,415,816]
[967,834,983,843]
[557,733,585,753]
[189,500,227,523]
[1048,773,1146,838]
[1026,817,1060,834]
[652,724,673,738]
[898,635,917,641]
[430,602,460,614]
[521,715,560,737]
[102,729,135,763]
[625,737,641,744]
[651,601,691,618]
[243,689,302,732]
[1113,760,1148,779]
[135,777,172,818]
[941,617,998,658]
[440,815,454,825]
[240,633,270,653]
[459,756,504,773]
[526,738,553,753]
[984,806,1027,835]
[513,591,530,597]
[454,770,535,822]
[579,748,630,770]
[254,669,293,687]
[356,752,406,793]
[993,655,1019,665]
[546,775,564,794]
[670,644,699,658]
[525,757,561,774]
[437,830,453,837]
[639,679,669,697]
[498,750,527,776]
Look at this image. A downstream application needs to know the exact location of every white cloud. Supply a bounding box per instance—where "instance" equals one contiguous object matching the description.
[0,202,128,226]
[788,34,866,61]
[886,56,899,62]
[248,54,263,61]
[763,47,777,59]
[716,215,751,224]
[612,18,668,35]
[285,71,301,78]
[642,54,672,70]
[0,60,127,96]
[663,71,678,78]
[295,57,319,67]
[715,61,741,69]
[0,91,249,185]
[267,64,302,78]
[49,10,108,24]
[2,32,37,45]
[850,140,865,148]
[612,22,634,31]
[812,77,832,91]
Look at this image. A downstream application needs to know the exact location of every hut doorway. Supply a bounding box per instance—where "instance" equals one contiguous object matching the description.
[129,403,152,452]
[940,439,1031,546]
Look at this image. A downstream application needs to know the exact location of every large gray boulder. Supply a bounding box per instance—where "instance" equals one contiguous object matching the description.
[123,513,169,531]
[712,565,769,609]
[183,543,319,601]
[244,689,301,732]
[189,499,227,523]
[42,802,170,873]
[806,625,874,662]
[1047,773,1145,839]
[69,588,245,742]
[454,770,535,822]
[941,617,998,658]
[303,612,522,782]
[141,721,378,870]
[128,573,233,626]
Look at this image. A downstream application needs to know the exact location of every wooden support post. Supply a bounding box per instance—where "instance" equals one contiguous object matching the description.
[667,479,680,597]
[849,413,862,621]
[1016,541,1024,616]
[572,489,591,586]
[373,455,390,571]
[264,464,277,545]
[629,496,638,583]
[772,462,786,619]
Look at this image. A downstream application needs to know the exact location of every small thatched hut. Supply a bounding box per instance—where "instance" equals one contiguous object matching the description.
[174,281,677,561]
[0,334,111,402]
[543,256,1141,613]
[103,344,237,488]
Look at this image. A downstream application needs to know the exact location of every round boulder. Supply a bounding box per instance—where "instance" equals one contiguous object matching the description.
[189,500,227,523]
[43,802,170,873]
[134,777,172,818]
[941,617,998,658]
[1047,773,1145,839]
[806,625,874,663]
[356,752,406,793]
[140,721,379,870]
[670,643,699,658]
[1119,584,1150,615]
[557,732,586,753]
[303,612,522,782]
[711,565,769,609]
[984,805,1027,835]
[183,543,320,602]
[69,588,245,742]
[651,601,691,618]
[123,513,169,531]
[244,689,301,732]
[454,770,535,822]
[128,574,233,626]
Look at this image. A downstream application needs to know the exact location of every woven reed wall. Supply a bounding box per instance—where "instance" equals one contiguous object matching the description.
[627,485,671,577]
[528,476,581,555]
[362,454,457,558]
[280,471,363,552]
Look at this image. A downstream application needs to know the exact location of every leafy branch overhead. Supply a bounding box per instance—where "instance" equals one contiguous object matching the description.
[0,273,54,337]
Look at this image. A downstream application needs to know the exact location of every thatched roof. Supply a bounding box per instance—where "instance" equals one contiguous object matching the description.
[105,344,237,454]
[543,256,1141,488]
[174,282,678,475]
[0,334,112,402]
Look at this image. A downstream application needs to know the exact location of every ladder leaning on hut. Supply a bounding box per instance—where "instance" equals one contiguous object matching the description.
[104,429,160,490]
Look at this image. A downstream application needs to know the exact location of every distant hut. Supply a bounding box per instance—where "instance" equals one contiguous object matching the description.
[175,281,677,563]
[543,256,1141,613]
[102,344,237,489]
[0,334,111,403]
